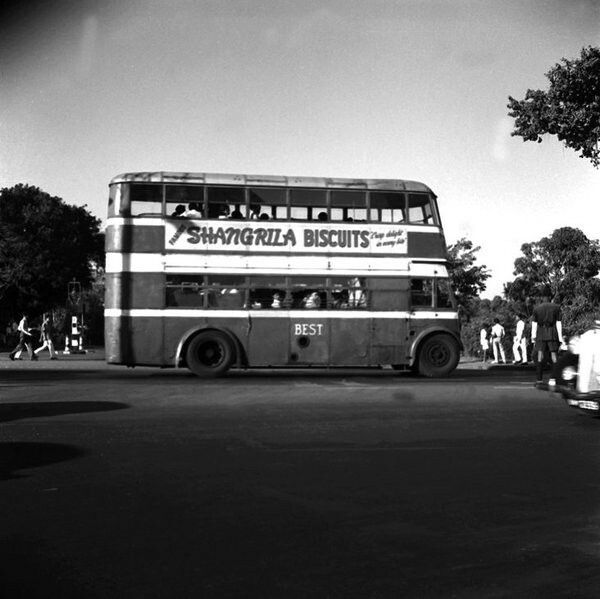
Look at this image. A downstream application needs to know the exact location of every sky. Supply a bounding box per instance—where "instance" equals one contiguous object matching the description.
[1,0,599,298]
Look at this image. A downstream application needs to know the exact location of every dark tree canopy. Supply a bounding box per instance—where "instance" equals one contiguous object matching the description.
[447,238,490,300]
[505,227,600,335]
[0,184,104,316]
[446,237,490,320]
[508,46,600,166]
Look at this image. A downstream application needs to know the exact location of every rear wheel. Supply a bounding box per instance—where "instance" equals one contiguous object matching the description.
[417,334,460,378]
[186,331,234,377]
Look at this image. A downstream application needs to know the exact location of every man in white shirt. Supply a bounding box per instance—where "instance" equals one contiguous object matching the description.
[490,318,506,364]
[512,314,527,364]
[9,313,36,361]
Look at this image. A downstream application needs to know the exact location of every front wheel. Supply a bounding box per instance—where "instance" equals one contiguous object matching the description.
[186,331,234,377]
[417,334,460,378]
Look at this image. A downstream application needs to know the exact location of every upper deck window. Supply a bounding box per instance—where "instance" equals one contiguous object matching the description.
[166,185,204,218]
[330,191,367,222]
[290,189,327,221]
[207,187,244,219]
[408,193,438,225]
[110,183,163,217]
[249,188,287,221]
[128,184,163,216]
[369,192,405,223]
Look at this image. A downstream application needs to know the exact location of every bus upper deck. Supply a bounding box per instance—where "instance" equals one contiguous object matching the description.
[106,171,448,262]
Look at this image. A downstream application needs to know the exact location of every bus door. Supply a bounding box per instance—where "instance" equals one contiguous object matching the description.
[369,278,411,366]
[288,280,329,365]
[329,276,370,366]
[245,277,289,366]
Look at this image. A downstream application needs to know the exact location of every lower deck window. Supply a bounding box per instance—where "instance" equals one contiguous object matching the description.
[165,275,454,311]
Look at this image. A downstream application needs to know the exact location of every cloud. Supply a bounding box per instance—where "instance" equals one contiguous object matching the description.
[492,116,513,162]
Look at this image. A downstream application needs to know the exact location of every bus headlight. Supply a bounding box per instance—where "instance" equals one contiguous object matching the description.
[561,366,577,382]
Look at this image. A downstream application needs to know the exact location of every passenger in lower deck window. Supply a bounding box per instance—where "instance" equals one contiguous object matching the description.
[302,291,321,309]
[216,288,243,309]
[271,293,283,308]
[348,277,367,308]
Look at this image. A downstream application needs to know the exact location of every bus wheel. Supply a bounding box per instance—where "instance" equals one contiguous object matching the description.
[186,331,234,377]
[417,334,459,378]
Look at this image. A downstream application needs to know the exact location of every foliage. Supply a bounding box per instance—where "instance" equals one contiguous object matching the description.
[446,238,491,321]
[0,184,104,319]
[82,268,105,346]
[505,227,600,338]
[508,46,600,166]
[459,296,519,359]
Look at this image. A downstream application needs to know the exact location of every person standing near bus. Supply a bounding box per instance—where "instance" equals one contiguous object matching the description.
[34,313,58,360]
[9,313,37,361]
[480,325,489,362]
[531,293,564,388]
[512,314,527,364]
[490,318,506,364]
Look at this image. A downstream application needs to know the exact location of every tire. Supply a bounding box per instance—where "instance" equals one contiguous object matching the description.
[417,334,460,378]
[186,330,234,377]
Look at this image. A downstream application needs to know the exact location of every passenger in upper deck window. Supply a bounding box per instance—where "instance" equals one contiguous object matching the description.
[230,209,244,219]
[259,213,269,221]
[171,204,186,218]
[183,203,203,217]
[208,203,229,219]
[317,212,328,222]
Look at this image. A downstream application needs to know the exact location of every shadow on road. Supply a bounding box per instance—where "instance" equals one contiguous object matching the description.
[0,442,86,481]
[0,400,129,424]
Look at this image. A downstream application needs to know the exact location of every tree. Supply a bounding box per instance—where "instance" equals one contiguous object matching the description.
[505,227,600,336]
[507,46,600,166]
[446,237,491,320]
[0,184,104,318]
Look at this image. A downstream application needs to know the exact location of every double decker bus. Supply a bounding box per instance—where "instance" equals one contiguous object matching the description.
[105,171,461,377]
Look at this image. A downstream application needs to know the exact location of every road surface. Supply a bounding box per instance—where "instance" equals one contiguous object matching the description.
[1,356,599,597]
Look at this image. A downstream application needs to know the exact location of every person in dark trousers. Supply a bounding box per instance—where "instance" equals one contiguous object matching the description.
[531,292,564,388]
[8,313,37,361]
[34,312,58,359]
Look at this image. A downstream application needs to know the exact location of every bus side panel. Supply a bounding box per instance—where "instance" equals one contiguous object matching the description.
[329,319,370,366]
[105,315,164,366]
[371,317,409,365]
[409,315,461,358]
[105,224,164,253]
[289,316,329,365]
[247,314,289,366]
[162,315,250,366]
[407,231,446,258]
[105,273,165,310]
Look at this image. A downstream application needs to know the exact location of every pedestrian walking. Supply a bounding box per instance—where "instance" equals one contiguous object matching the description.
[8,313,37,361]
[480,325,489,362]
[34,313,58,359]
[490,318,506,364]
[512,314,528,364]
[531,292,564,388]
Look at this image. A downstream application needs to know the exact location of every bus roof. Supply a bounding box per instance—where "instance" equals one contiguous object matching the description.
[110,171,435,194]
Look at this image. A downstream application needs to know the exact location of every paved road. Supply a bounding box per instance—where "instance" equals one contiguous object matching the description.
[1,357,599,598]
